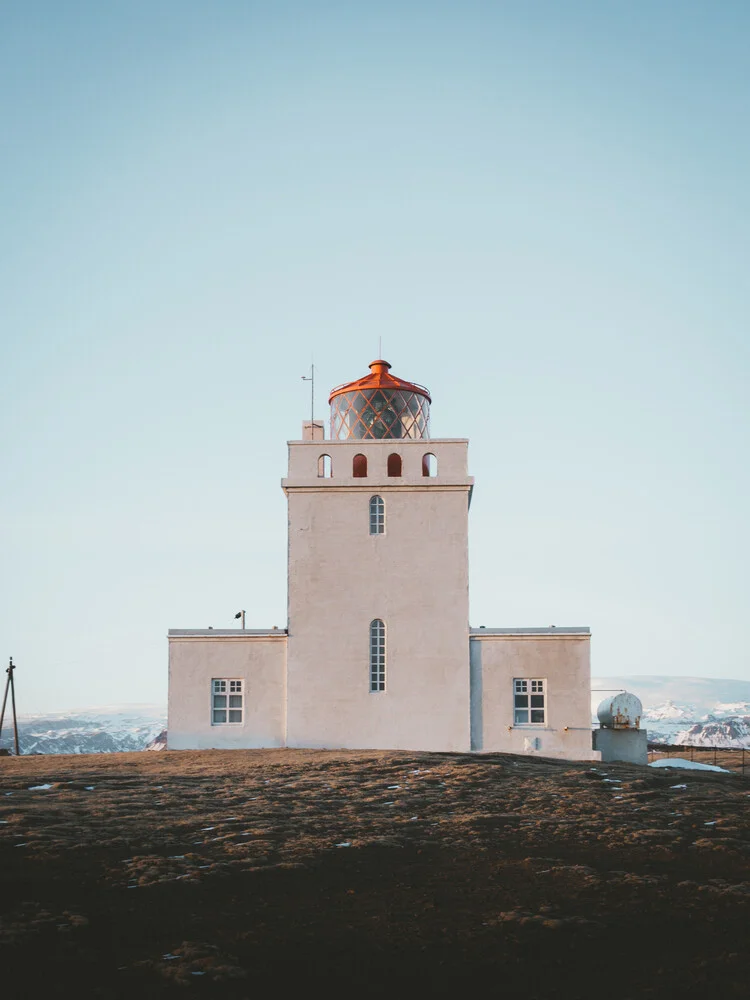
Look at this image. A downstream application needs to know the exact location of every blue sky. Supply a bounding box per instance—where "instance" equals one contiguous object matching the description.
[1,1,748,711]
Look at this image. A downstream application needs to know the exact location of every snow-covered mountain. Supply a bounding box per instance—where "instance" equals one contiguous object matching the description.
[3,677,748,753]
[144,729,168,752]
[645,700,697,723]
[0,705,167,755]
[672,717,750,748]
[592,677,750,748]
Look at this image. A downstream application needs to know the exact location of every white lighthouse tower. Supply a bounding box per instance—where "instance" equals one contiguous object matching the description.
[283,359,474,751]
[167,357,597,761]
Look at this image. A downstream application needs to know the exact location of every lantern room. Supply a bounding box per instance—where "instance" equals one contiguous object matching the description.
[328,360,431,440]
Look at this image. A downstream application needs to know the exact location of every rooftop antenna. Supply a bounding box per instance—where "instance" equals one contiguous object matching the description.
[0,657,20,755]
[234,610,246,630]
[301,363,314,430]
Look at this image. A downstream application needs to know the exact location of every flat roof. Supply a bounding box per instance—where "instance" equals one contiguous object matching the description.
[169,627,587,638]
[470,627,590,636]
[168,629,287,637]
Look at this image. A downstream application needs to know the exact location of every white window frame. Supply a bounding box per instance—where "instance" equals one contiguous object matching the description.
[369,495,385,535]
[513,678,546,725]
[212,678,244,725]
[369,619,386,692]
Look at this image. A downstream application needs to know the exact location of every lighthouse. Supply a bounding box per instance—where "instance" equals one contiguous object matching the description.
[283,360,473,751]
[167,358,598,761]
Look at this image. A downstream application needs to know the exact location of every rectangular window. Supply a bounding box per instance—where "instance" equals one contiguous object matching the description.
[514,678,546,725]
[212,678,244,724]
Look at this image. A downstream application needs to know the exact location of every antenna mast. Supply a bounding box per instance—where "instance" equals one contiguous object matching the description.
[301,364,315,431]
[0,657,20,755]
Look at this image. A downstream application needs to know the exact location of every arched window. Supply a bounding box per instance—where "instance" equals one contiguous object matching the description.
[422,452,438,477]
[353,453,367,478]
[387,453,402,477]
[370,619,385,692]
[369,495,385,535]
[318,454,332,478]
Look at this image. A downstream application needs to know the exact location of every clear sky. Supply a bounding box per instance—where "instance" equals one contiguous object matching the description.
[1,1,748,712]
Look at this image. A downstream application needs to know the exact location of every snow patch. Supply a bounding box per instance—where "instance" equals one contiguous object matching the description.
[650,759,731,773]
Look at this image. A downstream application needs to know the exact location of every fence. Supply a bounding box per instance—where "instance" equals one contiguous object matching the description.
[647,742,748,777]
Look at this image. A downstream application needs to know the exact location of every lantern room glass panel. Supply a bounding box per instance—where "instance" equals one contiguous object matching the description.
[330,389,430,440]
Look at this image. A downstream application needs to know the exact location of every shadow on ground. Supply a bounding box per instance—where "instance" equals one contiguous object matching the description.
[1,749,748,998]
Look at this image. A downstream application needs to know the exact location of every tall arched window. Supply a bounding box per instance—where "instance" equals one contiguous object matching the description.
[353,453,367,477]
[387,453,402,477]
[422,452,438,477]
[370,619,385,692]
[318,454,332,478]
[369,495,385,535]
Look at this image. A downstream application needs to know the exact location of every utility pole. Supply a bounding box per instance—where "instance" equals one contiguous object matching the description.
[0,657,20,755]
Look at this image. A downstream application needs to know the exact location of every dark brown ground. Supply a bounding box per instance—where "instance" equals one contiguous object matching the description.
[1,748,749,999]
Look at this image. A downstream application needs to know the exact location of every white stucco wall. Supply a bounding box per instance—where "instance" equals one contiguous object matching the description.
[168,632,286,749]
[283,439,473,751]
[166,434,597,762]
[470,630,600,760]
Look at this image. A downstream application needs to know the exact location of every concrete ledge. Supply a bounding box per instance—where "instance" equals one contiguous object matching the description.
[281,481,474,493]
[286,438,470,446]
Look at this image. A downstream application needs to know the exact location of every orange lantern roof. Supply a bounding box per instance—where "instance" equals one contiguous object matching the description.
[328,360,431,404]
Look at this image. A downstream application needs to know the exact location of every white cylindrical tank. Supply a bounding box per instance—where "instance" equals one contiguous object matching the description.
[597,692,643,730]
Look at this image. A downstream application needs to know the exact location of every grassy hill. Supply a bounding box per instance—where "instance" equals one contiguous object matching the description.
[1,749,749,998]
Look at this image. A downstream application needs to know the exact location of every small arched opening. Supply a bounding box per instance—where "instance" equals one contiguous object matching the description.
[387,453,402,477]
[422,452,438,477]
[353,453,367,478]
[318,454,332,478]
